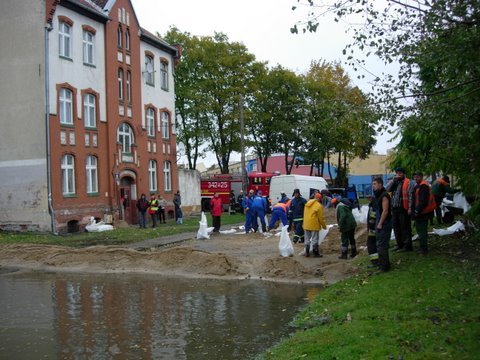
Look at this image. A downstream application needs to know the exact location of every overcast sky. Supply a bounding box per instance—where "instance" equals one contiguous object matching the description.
[131,0,397,161]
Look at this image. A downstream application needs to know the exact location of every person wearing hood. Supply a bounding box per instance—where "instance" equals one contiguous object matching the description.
[334,197,357,259]
[302,192,327,257]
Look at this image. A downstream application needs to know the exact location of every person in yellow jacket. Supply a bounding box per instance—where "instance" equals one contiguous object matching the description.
[302,192,327,257]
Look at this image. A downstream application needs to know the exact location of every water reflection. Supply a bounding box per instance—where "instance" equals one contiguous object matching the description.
[0,270,321,359]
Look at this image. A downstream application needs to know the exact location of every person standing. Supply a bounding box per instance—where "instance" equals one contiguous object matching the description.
[243,189,256,233]
[431,175,455,224]
[157,195,167,224]
[289,189,307,243]
[148,195,159,228]
[373,177,392,272]
[302,193,327,257]
[366,194,379,266]
[173,190,182,224]
[386,167,414,252]
[210,192,223,232]
[279,191,289,204]
[335,198,357,259]
[412,172,436,255]
[136,193,149,228]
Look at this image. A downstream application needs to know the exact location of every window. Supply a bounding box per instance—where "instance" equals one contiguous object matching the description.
[61,154,75,195]
[86,155,98,194]
[161,112,170,139]
[160,61,169,90]
[59,88,73,125]
[84,94,96,128]
[126,71,131,104]
[125,29,130,51]
[117,123,134,153]
[59,22,71,58]
[146,108,155,137]
[163,161,171,191]
[149,160,157,192]
[145,55,154,85]
[118,69,124,101]
[83,30,94,65]
[117,26,123,48]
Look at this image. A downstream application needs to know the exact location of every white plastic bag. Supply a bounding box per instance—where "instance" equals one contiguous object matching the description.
[318,224,334,245]
[196,212,210,240]
[278,225,294,257]
[433,220,465,236]
[352,205,368,225]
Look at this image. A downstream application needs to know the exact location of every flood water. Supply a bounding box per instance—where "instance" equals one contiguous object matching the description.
[0,269,321,359]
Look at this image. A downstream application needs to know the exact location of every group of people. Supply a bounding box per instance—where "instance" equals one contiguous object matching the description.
[367,167,450,273]
[136,190,183,228]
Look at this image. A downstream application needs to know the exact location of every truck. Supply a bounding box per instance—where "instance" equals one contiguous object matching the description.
[269,174,328,205]
[200,174,242,212]
[246,171,279,198]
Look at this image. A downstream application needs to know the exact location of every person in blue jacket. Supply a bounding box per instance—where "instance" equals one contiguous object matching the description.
[242,189,256,233]
[289,188,307,243]
[251,190,268,232]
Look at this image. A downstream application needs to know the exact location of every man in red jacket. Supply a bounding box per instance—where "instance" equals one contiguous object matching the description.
[210,192,223,232]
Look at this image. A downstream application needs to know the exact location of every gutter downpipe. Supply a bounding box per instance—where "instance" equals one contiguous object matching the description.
[45,22,57,234]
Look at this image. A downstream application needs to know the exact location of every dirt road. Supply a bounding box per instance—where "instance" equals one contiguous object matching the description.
[0,209,367,285]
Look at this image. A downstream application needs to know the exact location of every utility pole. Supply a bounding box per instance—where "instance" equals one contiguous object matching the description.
[239,95,247,194]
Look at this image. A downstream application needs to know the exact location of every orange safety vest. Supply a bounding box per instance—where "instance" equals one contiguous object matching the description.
[273,200,291,212]
[415,180,436,214]
[401,178,411,211]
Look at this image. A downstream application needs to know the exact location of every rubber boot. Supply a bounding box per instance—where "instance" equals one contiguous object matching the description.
[304,245,310,257]
[338,247,348,259]
[312,244,321,258]
[350,246,357,259]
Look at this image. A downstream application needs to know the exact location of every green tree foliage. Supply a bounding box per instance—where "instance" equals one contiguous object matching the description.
[292,0,480,194]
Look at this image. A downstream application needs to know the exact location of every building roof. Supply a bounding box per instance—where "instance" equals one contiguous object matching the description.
[62,0,110,21]
[140,27,178,56]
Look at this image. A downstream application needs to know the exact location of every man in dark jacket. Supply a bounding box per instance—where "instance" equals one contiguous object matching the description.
[289,189,307,243]
[136,193,149,228]
[412,172,436,255]
[431,175,455,224]
[373,177,392,271]
[335,198,357,259]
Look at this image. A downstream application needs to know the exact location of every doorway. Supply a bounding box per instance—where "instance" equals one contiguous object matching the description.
[119,175,137,225]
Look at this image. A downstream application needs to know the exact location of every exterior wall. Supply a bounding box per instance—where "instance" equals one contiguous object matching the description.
[48,4,109,233]
[0,0,51,231]
[178,169,201,214]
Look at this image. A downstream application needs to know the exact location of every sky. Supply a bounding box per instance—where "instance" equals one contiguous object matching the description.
[131,0,398,163]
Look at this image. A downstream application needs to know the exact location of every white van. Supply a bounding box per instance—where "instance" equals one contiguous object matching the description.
[269,175,328,205]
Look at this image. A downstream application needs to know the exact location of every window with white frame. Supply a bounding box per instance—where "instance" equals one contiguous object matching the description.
[126,71,131,104]
[163,161,171,191]
[161,112,170,139]
[59,88,73,125]
[117,123,134,153]
[86,155,98,194]
[118,69,124,101]
[84,93,96,128]
[125,29,130,51]
[83,30,94,65]
[117,26,123,48]
[61,154,75,195]
[149,160,157,192]
[160,61,169,90]
[145,55,154,85]
[146,108,155,137]
[59,22,71,58]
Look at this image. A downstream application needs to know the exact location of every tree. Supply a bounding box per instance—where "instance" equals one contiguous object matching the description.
[292,1,480,193]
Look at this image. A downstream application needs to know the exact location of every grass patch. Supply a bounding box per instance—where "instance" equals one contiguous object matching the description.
[260,229,480,359]
[0,213,245,247]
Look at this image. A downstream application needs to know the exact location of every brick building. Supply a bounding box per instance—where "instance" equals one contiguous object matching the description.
[0,0,179,233]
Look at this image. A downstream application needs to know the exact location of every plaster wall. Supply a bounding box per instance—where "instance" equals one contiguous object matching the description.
[178,169,201,212]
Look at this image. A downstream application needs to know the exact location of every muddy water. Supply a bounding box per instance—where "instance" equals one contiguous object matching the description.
[0,269,321,359]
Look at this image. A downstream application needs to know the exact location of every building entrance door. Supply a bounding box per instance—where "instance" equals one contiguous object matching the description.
[119,176,137,225]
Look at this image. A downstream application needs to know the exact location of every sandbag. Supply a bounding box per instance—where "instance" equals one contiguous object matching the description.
[278,225,294,257]
[196,212,210,240]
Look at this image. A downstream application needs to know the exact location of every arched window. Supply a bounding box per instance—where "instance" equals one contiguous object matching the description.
[86,155,98,194]
[59,88,73,125]
[125,29,130,51]
[117,26,123,48]
[117,123,134,153]
[83,30,94,65]
[149,160,157,192]
[161,112,170,139]
[145,55,154,85]
[61,154,75,195]
[163,161,171,191]
[146,108,155,137]
[84,93,96,128]
[160,61,169,90]
[59,22,71,58]
[126,71,132,104]
[118,68,124,101]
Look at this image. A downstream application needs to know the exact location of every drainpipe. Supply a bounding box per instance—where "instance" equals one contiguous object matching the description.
[45,23,57,234]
